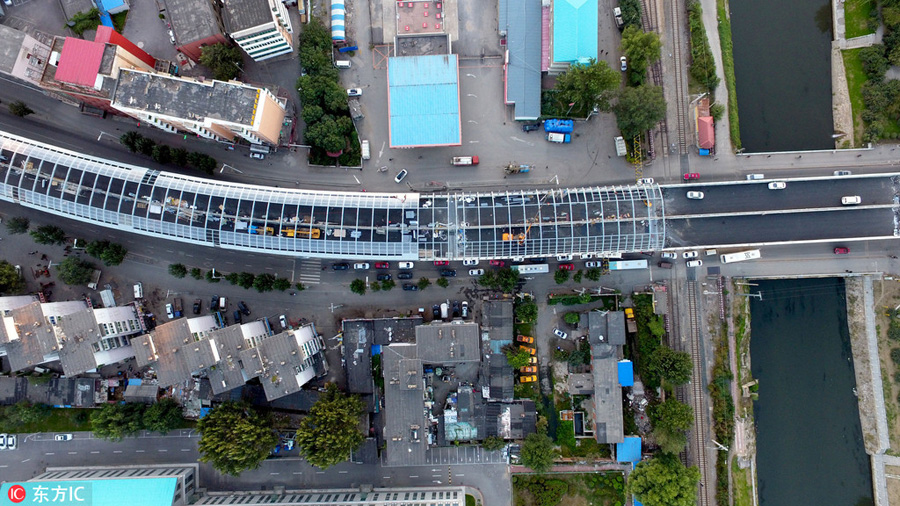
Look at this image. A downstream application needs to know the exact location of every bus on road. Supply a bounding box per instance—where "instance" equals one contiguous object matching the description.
[720,249,761,264]
[512,264,550,274]
[608,260,649,270]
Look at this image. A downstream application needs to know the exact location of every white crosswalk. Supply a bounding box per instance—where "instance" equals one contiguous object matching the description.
[296,259,322,285]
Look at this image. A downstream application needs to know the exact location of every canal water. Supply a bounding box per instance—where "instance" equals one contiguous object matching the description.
[750,278,873,505]
[730,0,834,152]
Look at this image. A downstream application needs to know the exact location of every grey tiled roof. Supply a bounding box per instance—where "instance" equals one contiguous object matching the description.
[55,309,101,376]
[221,0,271,33]
[501,0,542,120]
[382,344,427,466]
[416,322,480,363]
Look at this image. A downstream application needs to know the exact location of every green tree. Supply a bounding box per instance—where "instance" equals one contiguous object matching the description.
[273,278,292,291]
[381,280,395,291]
[91,403,146,441]
[370,281,382,292]
[482,435,506,451]
[6,216,30,234]
[621,26,661,85]
[648,346,693,385]
[306,115,348,153]
[142,398,183,434]
[172,148,189,167]
[152,144,172,165]
[554,269,570,284]
[478,270,498,289]
[436,277,450,288]
[197,401,279,476]
[627,454,700,506]
[614,84,667,138]
[520,431,557,473]
[66,8,101,35]
[205,269,221,283]
[30,225,66,245]
[120,131,142,152]
[497,268,521,293]
[515,300,538,323]
[169,263,188,278]
[57,257,94,285]
[648,398,694,454]
[7,401,51,426]
[573,270,583,283]
[350,279,367,295]
[199,44,244,81]
[238,272,256,289]
[0,260,25,295]
[585,267,601,281]
[504,345,533,369]
[135,136,156,156]
[295,384,365,469]
[554,59,620,115]
[564,312,581,325]
[417,277,431,290]
[253,273,275,292]
[295,282,307,291]
[859,44,889,81]
[8,101,35,118]
[85,240,110,258]
[620,0,642,29]
[100,243,128,266]
[226,272,240,284]
[190,267,204,280]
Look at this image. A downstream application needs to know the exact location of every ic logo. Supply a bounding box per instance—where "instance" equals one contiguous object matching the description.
[7,485,26,503]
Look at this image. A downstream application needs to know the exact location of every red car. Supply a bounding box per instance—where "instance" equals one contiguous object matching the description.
[834,247,850,255]
[683,173,700,180]
[434,260,450,266]
[374,262,390,269]
[489,260,506,266]
[558,263,575,271]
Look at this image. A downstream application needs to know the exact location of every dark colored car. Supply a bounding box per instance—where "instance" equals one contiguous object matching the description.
[238,301,251,316]
[332,262,350,270]
[432,305,441,318]
[193,299,201,315]
[377,274,392,281]
[834,247,850,254]
[403,283,419,291]
[522,122,542,132]
[210,295,219,311]
[233,310,242,324]
[683,172,700,180]
[440,269,457,277]
[397,271,413,280]
[529,257,547,263]
[452,301,460,317]
[657,261,674,269]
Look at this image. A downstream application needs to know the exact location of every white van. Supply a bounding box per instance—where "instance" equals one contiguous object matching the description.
[219,296,226,309]
[335,60,351,69]
[746,174,764,180]
[361,140,370,160]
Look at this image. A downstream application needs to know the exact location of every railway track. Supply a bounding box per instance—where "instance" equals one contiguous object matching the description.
[667,0,690,154]
[640,0,667,160]
[686,281,711,506]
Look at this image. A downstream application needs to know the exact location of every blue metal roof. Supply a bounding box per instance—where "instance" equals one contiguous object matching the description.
[504,0,542,120]
[617,359,634,386]
[388,55,461,147]
[616,436,641,462]
[552,0,598,63]
[1,478,177,506]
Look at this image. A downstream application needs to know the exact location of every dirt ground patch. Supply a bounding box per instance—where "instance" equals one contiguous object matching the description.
[871,279,900,452]
[886,465,900,504]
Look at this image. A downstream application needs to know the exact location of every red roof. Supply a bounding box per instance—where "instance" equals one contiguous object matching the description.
[698,116,715,149]
[55,38,105,87]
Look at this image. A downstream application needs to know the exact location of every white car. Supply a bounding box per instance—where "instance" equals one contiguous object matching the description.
[686,259,703,268]
[165,303,175,319]
[834,170,852,176]
[6,434,16,450]
[687,191,704,200]
[0,434,6,450]
[394,169,408,183]
[279,315,288,329]
[469,269,485,276]
[553,328,568,340]
[585,261,600,268]
[661,252,677,259]
[462,259,479,266]
[620,56,627,72]
[250,153,265,160]
[682,251,699,259]
[347,88,363,97]
[636,178,655,185]
[398,261,414,269]
[353,263,370,270]
[556,254,573,261]
[54,434,74,441]
[168,30,176,44]
[841,196,861,205]
[767,181,786,190]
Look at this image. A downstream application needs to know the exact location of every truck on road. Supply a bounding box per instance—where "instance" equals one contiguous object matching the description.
[624,307,637,333]
[613,7,624,30]
[451,156,479,166]
[173,298,183,318]
[547,132,571,143]
[361,140,370,160]
[608,259,649,270]
[615,136,627,156]
[504,163,532,174]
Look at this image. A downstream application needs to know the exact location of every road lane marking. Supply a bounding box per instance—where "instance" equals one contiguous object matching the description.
[455,474,465,477]
[383,476,391,479]
[338,471,348,474]
[44,453,54,456]
[270,473,280,475]
[0,465,7,468]
[432,474,440,478]
[409,475,418,478]
[90,451,99,454]
[292,472,302,475]
[68,452,77,455]
[181,449,190,452]
[135,450,145,453]
[158,449,167,452]
[113,451,122,454]
[20,459,29,463]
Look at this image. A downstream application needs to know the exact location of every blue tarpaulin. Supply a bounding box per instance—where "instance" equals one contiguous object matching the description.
[371,344,382,355]
[616,436,641,463]
[199,407,211,418]
[633,497,644,506]
[99,11,113,27]
[617,360,634,386]
[127,378,142,385]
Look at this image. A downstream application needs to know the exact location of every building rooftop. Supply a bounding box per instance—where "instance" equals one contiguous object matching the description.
[222,0,272,33]
[55,308,102,375]
[501,0,542,120]
[387,54,461,147]
[114,70,261,126]
[166,0,224,45]
[382,343,427,466]
[416,321,480,363]
[568,372,594,395]
[552,0,598,63]
[205,325,249,395]
[592,347,623,444]
[0,26,26,75]
[124,383,159,403]
[0,376,98,407]
[55,38,107,87]
[148,319,194,387]
[588,310,626,347]
[488,353,514,401]
[5,302,55,371]
[247,327,321,401]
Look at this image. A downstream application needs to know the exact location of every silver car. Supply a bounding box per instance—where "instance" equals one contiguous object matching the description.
[6,434,16,450]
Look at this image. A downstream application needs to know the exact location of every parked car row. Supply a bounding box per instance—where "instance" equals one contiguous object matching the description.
[0,433,17,450]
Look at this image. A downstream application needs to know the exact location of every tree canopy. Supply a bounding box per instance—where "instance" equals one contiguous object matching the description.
[57,257,94,286]
[627,454,701,506]
[648,346,693,385]
[553,59,621,115]
[91,402,146,441]
[515,300,538,323]
[197,402,279,476]
[350,279,367,295]
[6,217,29,234]
[520,431,557,473]
[142,398,184,434]
[296,384,365,469]
[0,260,24,295]
[199,44,244,81]
[86,240,128,266]
[621,26,662,85]
[504,345,533,369]
[30,225,66,245]
[614,85,667,138]
[648,398,694,454]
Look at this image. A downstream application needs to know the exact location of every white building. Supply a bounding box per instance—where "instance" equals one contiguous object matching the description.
[222,0,294,61]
